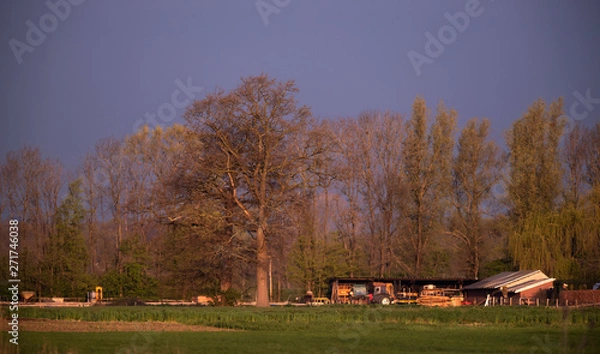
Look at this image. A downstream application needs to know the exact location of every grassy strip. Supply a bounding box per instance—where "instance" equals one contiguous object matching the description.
[12,305,600,331]
[2,325,599,354]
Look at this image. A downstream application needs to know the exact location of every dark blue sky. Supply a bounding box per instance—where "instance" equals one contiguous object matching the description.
[1,0,599,169]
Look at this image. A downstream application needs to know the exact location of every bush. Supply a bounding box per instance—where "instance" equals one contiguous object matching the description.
[219,288,241,306]
[100,265,158,299]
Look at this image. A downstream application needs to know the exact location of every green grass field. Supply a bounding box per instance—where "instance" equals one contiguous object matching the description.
[2,306,599,353]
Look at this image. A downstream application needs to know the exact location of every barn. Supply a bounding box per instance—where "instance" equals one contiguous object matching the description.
[462,270,555,305]
[329,277,476,304]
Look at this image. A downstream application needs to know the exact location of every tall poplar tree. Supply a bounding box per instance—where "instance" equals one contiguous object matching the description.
[402,97,456,276]
[449,118,502,278]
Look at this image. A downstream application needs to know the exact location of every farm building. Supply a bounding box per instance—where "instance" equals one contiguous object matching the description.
[329,277,476,304]
[462,270,555,305]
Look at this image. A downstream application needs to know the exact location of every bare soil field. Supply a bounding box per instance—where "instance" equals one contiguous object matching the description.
[1,318,235,332]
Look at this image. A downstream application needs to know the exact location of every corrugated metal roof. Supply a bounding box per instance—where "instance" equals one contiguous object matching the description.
[506,278,555,293]
[463,270,548,290]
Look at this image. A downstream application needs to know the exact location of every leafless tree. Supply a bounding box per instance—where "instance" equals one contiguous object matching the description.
[94,137,127,282]
[184,74,314,306]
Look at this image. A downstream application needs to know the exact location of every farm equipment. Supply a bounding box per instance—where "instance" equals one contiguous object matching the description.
[334,280,400,305]
[329,277,473,305]
[395,288,419,305]
[371,282,394,305]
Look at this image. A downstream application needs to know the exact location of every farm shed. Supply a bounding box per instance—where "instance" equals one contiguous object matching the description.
[329,277,476,304]
[462,270,555,304]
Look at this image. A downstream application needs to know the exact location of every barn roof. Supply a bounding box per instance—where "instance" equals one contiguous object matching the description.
[506,278,555,293]
[463,270,554,291]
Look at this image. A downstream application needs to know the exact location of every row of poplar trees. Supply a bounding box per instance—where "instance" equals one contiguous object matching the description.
[1,75,599,306]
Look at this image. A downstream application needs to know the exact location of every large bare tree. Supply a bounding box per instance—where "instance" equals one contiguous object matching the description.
[184,74,312,307]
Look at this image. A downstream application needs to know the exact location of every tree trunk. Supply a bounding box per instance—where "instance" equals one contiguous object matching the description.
[255,224,270,307]
[220,250,232,292]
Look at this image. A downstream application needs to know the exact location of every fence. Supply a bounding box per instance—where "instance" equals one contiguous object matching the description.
[471,291,600,307]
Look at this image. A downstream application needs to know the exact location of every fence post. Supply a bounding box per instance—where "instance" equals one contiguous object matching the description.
[556,299,559,308]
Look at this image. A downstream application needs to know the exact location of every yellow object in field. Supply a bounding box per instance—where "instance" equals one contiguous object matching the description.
[95,286,103,301]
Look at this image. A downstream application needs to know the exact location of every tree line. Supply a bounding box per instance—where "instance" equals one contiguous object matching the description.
[1,74,599,306]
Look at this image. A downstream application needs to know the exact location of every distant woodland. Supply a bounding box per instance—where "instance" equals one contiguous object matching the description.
[1,75,599,306]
